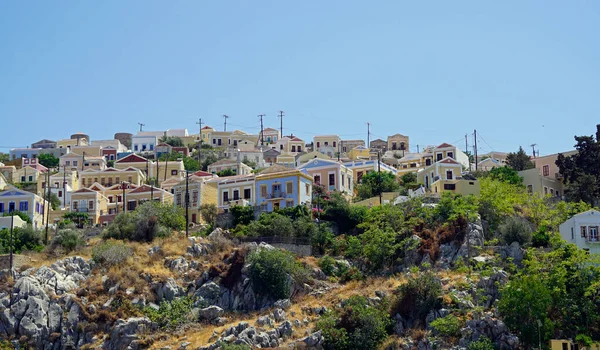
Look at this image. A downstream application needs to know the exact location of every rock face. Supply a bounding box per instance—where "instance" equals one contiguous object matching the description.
[497,242,524,267]
[459,313,520,349]
[103,317,157,350]
[199,319,292,350]
[0,256,94,349]
[198,305,224,321]
[476,270,509,308]
[438,218,485,269]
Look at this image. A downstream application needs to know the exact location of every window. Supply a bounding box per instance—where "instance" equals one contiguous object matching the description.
[233,140,238,146]
[357,171,364,183]
[66,161,71,166]
[171,170,178,176]
[280,145,284,150]
[291,146,296,152]
[134,145,139,151]
[192,191,198,205]
[128,176,132,183]
[0,203,3,213]
[117,195,122,203]
[212,139,216,145]
[286,182,293,194]
[543,165,550,177]
[233,190,239,200]
[590,226,598,241]
[425,159,431,166]
[89,200,94,210]
[286,199,294,207]
[400,142,406,150]
[333,141,336,147]
[110,154,115,160]
[314,175,321,185]
[341,174,345,187]
[73,161,78,166]
[324,141,329,146]
[108,196,114,203]
[306,183,310,195]
[94,177,98,183]
[8,202,15,212]
[28,175,33,182]
[21,176,25,182]
[544,187,548,195]
[443,183,456,190]
[298,146,302,152]
[223,191,229,202]
[316,142,320,148]
[101,177,105,185]
[446,171,453,180]
[19,201,28,211]
[436,153,443,161]
[244,188,251,199]
[58,190,62,197]
[72,201,78,210]
[550,188,554,195]
[217,139,222,146]
[527,184,533,193]
[115,177,120,183]
[581,226,587,238]
[329,173,335,187]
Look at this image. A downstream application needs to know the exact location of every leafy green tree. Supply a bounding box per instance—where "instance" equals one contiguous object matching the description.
[245,212,294,237]
[52,228,84,252]
[43,192,61,210]
[216,169,235,177]
[499,216,533,246]
[159,136,184,147]
[430,314,463,338]
[505,146,535,171]
[556,128,600,205]
[0,225,44,253]
[38,153,59,168]
[199,203,217,226]
[498,275,553,347]
[182,157,200,172]
[392,271,442,328]
[158,152,182,161]
[316,295,391,350]
[248,248,301,300]
[400,172,417,185]
[354,171,400,201]
[468,336,494,350]
[357,228,398,271]
[311,223,333,254]
[488,166,523,185]
[0,152,8,163]
[107,160,115,168]
[242,159,257,168]
[478,177,528,232]
[230,205,255,226]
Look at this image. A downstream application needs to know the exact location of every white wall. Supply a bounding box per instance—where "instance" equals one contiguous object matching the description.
[559,210,600,254]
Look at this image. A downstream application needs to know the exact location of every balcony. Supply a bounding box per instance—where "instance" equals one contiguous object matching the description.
[73,208,89,213]
[267,191,287,199]
[585,236,600,243]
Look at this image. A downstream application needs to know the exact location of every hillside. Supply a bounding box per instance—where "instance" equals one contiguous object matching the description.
[1,171,600,350]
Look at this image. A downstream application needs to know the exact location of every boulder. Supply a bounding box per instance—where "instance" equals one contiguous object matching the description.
[103,317,157,349]
[187,243,209,258]
[198,305,224,321]
[476,270,509,308]
[274,299,292,310]
[277,320,293,338]
[297,330,324,349]
[273,308,286,322]
[459,312,519,349]
[165,257,189,273]
[148,246,161,256]
[154,278,184,301]
[256,315,274,328]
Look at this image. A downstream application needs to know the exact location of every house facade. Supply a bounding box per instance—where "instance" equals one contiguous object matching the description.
[80,167,146,189]
[296,151,332,167]
[313,135,341,158]
[31,139,57,149]
[340,140,365,154]
[518,168,563,198]
[348,146,370,160]
[343,160,398,183]
[70,188,109,225]
[131,134,158,156]
[534,150,577,181]
[255,165,313,212]
[207,159,252,176]
[212,174,256,213]
[433,143,470,169]
[417,157,480,197]
[260,128,281,144]
[9,148,42,160]
[172,173,218,224]
[559,210,600,254]
[387,134,409,152]
[0,189,49,229]
[60,153,106,171]
[369,139,387,152]
[297,159,353,199]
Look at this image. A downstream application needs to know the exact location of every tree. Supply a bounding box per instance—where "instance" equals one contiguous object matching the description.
[230,205,255,226]
[354,171,400,201]
[182,157,200,172]
[248,248,300,300]
[43,192,61,210]
[556,126,600,205]
[506,146,535,171]
[488,166,523,186]
[38,153,59,168]
[400,172,417,185]
[199,203,217,226]
[107,160,115,168]
[242,159,257,168]
[159,136,184,147]
[0,152,8,163]
[216,169,235,177]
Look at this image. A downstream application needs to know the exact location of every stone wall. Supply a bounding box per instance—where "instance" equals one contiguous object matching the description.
[0,254,31,271]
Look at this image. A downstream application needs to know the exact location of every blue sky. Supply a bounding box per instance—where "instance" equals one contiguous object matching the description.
[1,1,599,156]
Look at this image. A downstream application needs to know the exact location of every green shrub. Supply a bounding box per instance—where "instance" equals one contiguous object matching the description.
[2,210,32,224]
[92,241,132,266]
[103,201,183,242]
[468,336,494,350]
[230,205,255,226]
[392,271,442,328]
[218,342,252,350]
[499,216,533,246]
[316,295,391,350]
[0,225,44,254]
[531,226,551,248]
[248,248,301,300]
[429,314,462,338]
[143,296,194,329]
[311,224,333,254]
[245,212,294,237]
[319,255,337,276]
[53,228,85,252]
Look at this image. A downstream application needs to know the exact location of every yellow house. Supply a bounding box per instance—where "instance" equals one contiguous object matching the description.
[348,145,370,160]
[0,173,8,191]
[0,188,49,229]
[15,166,44,186]
[551,339,600,350]
[70,145,103,157]
[296,151,332,167]
[70,188,109,225]
[387,133,409,152]
[115,154,184,185]
[209,174,256,213]
[80,167,146,189]
[57,138,88,149]
[172,172,218,224]
[60,153,107,171]
[297,158,354,200]
[207,159,252,176]
[276,154,297,168]
[48,170,80,191]
[417,157,479,197]
[313,135,341,158]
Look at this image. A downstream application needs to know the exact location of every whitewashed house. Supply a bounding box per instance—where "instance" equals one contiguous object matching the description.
[559,210,600,254]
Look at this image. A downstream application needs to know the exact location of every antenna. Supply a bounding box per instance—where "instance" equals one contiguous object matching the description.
[530,144,537,158]
[138,122,145,132]
[367,122,371,148]
[223,115,229,132]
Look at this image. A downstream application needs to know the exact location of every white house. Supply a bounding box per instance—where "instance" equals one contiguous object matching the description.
[131,134,158,155]
[559,210,600,254]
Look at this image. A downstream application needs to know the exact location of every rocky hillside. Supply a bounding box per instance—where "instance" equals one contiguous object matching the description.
[1,221,525,350]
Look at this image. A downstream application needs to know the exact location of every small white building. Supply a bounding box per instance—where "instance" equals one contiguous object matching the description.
[0,215,27,230]
[559,210,600,254]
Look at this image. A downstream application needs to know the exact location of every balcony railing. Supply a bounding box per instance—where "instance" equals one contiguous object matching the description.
[268,191,286,199]
[73,208,89,212]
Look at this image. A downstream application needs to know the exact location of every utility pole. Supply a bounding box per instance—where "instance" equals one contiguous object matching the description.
[81,152,85,172]
[531,144,537,158]
[45,171,51,243]
[367,122,371,148]
[417,145,419,153]
[377,151,383,205]
[466,134,471,171]
[184,170,189,238]
[122,182,127,213]
[63,165,66,209]
[9,210,14,272]
[473,129,478,171]
[258,114,265,146]
[223,115,229,132]
[278,110,284,137]
[196,118,203,166]
[138,122,145,132]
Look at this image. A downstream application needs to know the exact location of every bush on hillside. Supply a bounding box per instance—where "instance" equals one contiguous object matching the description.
[92,241,132,266]
[391,271,442,328]
[0,225,44,254]
[143,296,195,329]
[316,295,391,350]
[499,216,533,246]
[230,205,255,226]
[103,201,181,242]
[429,314,463,338]
[247,248,302,300]
[468,336,494,350]
[52,228,85,253]
[245,212,294,237]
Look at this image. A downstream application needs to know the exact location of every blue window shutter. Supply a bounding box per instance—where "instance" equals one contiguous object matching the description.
[0,203,3,213]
